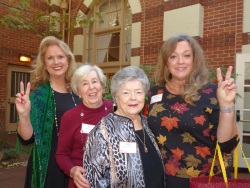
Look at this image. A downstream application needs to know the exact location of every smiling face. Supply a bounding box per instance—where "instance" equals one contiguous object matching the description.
[44,44,69,80]
[167,41,194,83]
[78,70,103,108]
[115,80,145,120]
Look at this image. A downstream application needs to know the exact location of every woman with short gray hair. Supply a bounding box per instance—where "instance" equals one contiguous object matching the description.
[83,66,165,188]
[110,66,150,97]
[56,63,113,188]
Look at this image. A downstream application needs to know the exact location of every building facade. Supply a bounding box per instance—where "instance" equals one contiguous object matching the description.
[0,0,250,167]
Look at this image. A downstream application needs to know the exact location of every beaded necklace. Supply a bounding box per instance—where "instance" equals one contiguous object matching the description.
[50,82,77,136]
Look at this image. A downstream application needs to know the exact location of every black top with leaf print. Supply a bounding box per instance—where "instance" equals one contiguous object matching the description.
[148,83,238,179]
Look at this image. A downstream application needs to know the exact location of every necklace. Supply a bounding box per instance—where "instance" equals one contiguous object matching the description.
[135,128,148,153]
[50,82,77,136]
[80,103,107,117]
[80,103,107,150]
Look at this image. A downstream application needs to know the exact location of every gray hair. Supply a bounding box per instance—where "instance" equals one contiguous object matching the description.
[71,64,106,95]
[110,66,150,97]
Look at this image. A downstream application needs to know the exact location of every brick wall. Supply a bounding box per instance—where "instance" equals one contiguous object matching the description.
[0,0,249,133]
[0,0,52,133]
[202,0,244,70]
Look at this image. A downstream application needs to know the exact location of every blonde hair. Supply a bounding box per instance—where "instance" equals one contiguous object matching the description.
[155,34,209,104]
[30,36,76,91]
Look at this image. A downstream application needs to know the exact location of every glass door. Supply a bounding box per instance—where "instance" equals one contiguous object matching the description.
[235,53,250,168]
[5,65,31,133]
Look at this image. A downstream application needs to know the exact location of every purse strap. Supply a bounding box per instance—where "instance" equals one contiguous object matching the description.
[210,141,250,184]
[209,141,228,184]
[233,142,250,179]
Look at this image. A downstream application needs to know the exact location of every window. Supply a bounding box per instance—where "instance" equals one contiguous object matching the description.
[84,0,132,75]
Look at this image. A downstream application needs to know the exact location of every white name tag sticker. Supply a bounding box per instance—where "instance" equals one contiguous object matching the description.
[119,142,137,154]
[80,123,95,134]
[150,93,163,104]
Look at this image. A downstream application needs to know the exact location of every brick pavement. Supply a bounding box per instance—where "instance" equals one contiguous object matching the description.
[0,166,26,188]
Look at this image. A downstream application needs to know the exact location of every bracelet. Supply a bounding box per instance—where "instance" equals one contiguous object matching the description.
[220,104,235,113]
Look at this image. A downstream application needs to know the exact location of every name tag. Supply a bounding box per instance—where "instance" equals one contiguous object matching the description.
[150,93,163,104]
[80,123,95,134]
[119,142,137,154]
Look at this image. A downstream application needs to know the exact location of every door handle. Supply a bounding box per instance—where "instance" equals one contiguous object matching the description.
[236,110,250,122]
[236,110,240,122]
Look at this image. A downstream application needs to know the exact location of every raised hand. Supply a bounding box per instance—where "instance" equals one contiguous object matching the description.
[15,81,31,117]
[216,66,236,107]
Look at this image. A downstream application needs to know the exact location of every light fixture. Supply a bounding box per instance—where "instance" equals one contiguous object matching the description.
[19,54,32,63]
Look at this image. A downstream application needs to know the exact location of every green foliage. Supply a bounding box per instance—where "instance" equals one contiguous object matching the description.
[102,65,156,101]
[2,148,19,161]
[209,67,242,100]
[0,0,103,38]
[103,79,113,101]
[140,65,155,87]
[208,67,240,82]
[0,0,37,32]
[0,139,10,150]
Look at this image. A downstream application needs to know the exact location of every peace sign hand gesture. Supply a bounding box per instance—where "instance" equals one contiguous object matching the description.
[216,66,237,108]
[15,81,31,117]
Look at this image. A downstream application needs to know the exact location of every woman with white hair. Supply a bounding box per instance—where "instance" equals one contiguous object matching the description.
[83,66,165,188]
[56,64,113,188]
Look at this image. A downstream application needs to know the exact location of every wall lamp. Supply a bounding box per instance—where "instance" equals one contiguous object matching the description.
[19,54,32,63]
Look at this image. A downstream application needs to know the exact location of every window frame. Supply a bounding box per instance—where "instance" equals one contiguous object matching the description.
[83,0,131,74]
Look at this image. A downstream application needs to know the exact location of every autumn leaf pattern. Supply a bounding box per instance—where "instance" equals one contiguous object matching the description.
[156,134,167,146]
[181,132,195,144]
[210,97,218,105]
[170,102,189,114]
[149,103,165,117]
[161,116,179,131]
[184,155,201,168]
[147,83,237,179]
[186,166,201,177]
[166,94,176,99]
[205,107,212,114]
[171,147,184,160]
[193,115,206,126]
[195,146,211,159]
[202,88,213,94]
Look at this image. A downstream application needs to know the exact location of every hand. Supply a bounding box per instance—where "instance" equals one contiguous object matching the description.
[15,81,31,117]
[70,166,90,188]
[216,66,236,107]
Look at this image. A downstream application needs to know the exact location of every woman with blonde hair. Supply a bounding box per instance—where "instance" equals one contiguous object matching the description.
[15,36,81,188]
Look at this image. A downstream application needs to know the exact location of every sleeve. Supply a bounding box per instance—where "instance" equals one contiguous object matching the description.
[219,134,239,154]
[55,111,75,176]
[83,126,111,188]
[17,132,35,145]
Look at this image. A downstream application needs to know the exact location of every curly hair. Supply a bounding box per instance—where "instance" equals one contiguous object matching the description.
[155,34,209,104]
[30,36,76,91]
[71,63,107,96]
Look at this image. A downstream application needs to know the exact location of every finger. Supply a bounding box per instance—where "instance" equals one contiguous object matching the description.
[216,68,223,83]
[225,66,233,81]
[25,82,31,95]
[20,81,24,95]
